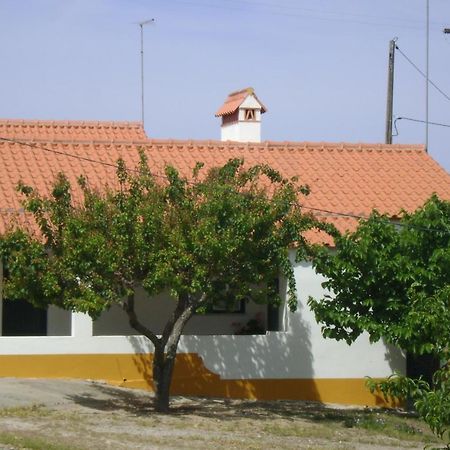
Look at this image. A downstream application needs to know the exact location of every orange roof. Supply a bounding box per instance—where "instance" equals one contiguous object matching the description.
[0,119,147,142]
[215,88,267,117]
[1,121,449,245]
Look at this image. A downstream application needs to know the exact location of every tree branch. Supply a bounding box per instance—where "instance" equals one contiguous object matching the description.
[159,292,184,344]
[123,292,160,349]
[165,292,207,356]
[165,305,194,356]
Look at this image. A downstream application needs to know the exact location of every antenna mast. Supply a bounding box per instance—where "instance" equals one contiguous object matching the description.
[138,18,155,129]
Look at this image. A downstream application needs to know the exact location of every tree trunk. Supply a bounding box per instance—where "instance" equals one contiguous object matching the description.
[152,344,176,413]
[124,291,204,413]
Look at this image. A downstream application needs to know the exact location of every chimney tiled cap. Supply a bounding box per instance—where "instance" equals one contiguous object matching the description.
[215,87,267,117]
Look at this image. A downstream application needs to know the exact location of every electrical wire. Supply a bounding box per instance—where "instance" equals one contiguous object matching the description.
[166,0,443,32]
[0,137,168,180]
[0,137,123,170]
[296,205,450,235]
[394,116,450,129]
[395,45,450,102]
[392,117,399,137]
[0,136,448,235]
[1,202,448,235]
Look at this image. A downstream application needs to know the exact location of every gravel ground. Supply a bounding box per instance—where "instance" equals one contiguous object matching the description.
[0,378,442,450]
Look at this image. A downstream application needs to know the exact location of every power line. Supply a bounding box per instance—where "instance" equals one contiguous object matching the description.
[222,0,435,26]
[1,202,449,236]
[167,0,442,32]
[299,205,450,235]
[395,116,450,129]
[0,137,167,181]
[395,44,450,102]
[0,137,122,170]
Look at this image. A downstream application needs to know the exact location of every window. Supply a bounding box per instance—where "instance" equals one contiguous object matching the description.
[209,298,246,314]
[244,109,256,121]
[1,261,48,336]
[2,299,47,336]
[195,297,246,315]
[267,278,280,331]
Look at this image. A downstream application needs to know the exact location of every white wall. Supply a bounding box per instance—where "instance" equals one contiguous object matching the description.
[177,254,405,380]
[221,121,261,143]
[240,95,262,110]
[47,306,71,336]
[0,260,3,336]
[289,257,405,378]
[0,252,406,381]
[93,286,268,336]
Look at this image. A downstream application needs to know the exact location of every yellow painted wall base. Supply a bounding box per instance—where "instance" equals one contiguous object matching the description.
[0,353,396,407]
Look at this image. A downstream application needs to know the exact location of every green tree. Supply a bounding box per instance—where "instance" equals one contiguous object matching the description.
[308,195,450,445]
[0,154,319,412]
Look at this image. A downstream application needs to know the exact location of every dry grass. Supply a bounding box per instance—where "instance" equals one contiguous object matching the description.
[0,392,443,450]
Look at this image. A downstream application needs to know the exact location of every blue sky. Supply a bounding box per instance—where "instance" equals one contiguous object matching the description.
[1,0,449,171]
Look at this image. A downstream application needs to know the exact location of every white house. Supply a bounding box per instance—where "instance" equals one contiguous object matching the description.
[0,90,449,406]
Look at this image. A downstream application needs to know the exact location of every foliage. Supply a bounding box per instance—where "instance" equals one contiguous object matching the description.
[0,152,321,411]
[367,366,450,448]
[308,195,450,445]
[308,195,450,353]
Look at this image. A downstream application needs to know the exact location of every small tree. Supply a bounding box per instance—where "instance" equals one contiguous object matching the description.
[308,195,450,444]
[0,154,319,412]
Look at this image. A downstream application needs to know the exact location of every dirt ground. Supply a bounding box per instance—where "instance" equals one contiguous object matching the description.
[0,378,443,450]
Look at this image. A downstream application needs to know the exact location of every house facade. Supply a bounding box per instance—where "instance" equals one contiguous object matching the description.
[0,91,449,406]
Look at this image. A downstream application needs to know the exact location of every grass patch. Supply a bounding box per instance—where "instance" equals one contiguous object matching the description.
[0,431,82,450]
[263,422,334,439]
[339,411,440,444]
[0,404,51,418]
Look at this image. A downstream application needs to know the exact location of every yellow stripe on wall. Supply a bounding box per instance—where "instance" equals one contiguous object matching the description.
[0,353,398,407]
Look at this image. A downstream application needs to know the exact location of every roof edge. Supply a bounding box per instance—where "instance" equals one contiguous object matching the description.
[0,119,144,128]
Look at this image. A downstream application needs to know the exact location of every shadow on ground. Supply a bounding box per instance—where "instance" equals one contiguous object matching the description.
[66,382,417,427]
[65,383,154,415]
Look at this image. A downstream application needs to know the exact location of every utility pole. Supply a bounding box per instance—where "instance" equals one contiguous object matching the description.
[425,0,429,152]
[138,18,155,129]
[385,39,396,144]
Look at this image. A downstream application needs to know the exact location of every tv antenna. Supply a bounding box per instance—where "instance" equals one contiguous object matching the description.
[137,18,155,129]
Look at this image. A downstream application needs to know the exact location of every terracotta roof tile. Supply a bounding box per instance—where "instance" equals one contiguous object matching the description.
[0,125,449,245]
[215,87,267,117]
[0,119,147,142]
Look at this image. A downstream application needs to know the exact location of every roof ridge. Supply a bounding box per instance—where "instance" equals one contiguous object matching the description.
[0,136,426,152]
[0,138,151,146]
[259,140,426,151]
[0,119,144,128]
[147,139,426,151]
[228,87,254,97]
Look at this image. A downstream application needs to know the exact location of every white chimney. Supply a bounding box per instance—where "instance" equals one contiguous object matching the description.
[215,87,266,143]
